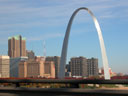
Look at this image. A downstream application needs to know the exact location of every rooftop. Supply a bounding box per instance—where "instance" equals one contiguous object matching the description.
[8,35,26,40]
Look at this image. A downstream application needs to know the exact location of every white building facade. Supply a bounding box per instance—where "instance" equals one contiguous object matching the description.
[0,56,10,78]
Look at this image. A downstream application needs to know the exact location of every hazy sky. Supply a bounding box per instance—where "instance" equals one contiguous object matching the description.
[0,0,128,74]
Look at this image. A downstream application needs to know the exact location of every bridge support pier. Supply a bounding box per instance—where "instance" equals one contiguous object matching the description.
[70,83,79,88]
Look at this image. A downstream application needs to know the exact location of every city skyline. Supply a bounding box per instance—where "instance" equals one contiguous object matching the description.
[0,0,128,74]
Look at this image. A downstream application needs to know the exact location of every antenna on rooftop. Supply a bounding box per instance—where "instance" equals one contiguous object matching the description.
[43,40,46,60]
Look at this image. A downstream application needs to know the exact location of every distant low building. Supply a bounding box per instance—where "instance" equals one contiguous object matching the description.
[19,57,55,78]
[44,61,55,78]
[19,59,44,78]
[116,73,124,76]
[99,67,116,77]
[65,64,71,77]
[26,50,35,59]
[46,56,60,78]
[65,64,70,72]
[18,60,27,78]
[0,56,10,78]
[35,56,45,61]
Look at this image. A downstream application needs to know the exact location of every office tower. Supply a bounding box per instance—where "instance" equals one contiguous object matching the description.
[10,57,28,77]
[69,57,88,77]
[87,58,98,77]
[69,56,99,78]
[8,35,26,58]
[26,50,35,59]
[46,56,60,78]
[0,56,10,78]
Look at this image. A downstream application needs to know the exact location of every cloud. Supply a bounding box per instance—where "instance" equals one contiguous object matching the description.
[0,0,127,24]
[0,37,7,45]
[27,33,64,41]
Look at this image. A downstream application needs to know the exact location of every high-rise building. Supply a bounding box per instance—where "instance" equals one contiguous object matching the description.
[46,56,60,78]
[0,56,10,78]
[69,56,99,77]
[87,58,98,77]
[8,35,26,58]
[26,50,35,59]
[69,57,88,77]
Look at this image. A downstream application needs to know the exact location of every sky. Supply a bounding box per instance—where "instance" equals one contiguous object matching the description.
[0,0,128,74]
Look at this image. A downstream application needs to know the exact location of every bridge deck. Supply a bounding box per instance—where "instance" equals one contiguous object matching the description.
[0,88,128,96]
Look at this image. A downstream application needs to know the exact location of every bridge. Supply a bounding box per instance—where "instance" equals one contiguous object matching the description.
[0,78,128,96]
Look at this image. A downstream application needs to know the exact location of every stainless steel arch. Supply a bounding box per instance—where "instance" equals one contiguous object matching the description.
[59,7,110,80]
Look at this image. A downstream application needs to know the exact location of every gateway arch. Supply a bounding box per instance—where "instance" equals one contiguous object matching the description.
[58,7,110,80]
